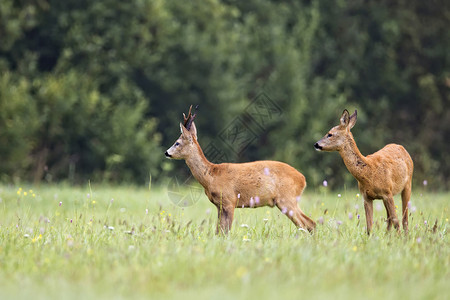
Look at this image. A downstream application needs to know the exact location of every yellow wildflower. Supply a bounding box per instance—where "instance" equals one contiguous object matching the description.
[32,234,42,243]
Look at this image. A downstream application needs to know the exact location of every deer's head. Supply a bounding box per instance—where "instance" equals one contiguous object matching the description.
[165,105,198,160]
[314,109,357,152]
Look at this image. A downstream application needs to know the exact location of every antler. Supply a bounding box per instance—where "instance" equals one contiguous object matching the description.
[183,105,198,130]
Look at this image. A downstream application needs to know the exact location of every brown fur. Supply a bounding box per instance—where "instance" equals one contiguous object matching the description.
[314,109,413,234]
[166,121,315,234]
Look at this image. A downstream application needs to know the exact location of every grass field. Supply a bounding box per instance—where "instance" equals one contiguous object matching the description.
[0,182,448,300]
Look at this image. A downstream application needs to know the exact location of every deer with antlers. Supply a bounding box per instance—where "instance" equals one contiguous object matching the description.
[314,109,413,234]
[165,105,316,234]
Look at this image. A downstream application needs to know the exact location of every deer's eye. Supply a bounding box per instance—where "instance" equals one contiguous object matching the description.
[327,133,333,138]
[175,142,180,146]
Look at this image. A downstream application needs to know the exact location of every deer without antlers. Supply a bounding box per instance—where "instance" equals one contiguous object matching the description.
[314,109,413,234]
[165,105,316,234]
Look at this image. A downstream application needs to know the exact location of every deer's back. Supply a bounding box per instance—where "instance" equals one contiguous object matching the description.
[367,144,413,171]
[210,160,306,200]
[364,144,413,195]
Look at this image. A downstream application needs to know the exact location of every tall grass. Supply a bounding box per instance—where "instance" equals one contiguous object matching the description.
[0,183,448,299]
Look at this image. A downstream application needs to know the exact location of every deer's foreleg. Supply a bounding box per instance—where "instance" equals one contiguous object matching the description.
[363,198,374,235]
[216,205,234,235]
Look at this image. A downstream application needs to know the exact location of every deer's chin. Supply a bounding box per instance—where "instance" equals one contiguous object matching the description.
[321,148,338,152]
[165,152,184,160]
[314,143,337,152]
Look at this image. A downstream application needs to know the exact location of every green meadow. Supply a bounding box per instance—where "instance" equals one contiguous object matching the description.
[0,183,448,300]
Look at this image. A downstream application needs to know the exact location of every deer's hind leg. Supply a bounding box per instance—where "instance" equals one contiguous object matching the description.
[297,208,316,233]
[382,199,393,231]
[276,198,315,233]
[382,194,400,232]
[401,181,412,233]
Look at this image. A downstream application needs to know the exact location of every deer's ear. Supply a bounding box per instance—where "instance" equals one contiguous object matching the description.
[180,123,191,139]
[340,109,350,127]
[190,122,197,140]
[348,110,357,129]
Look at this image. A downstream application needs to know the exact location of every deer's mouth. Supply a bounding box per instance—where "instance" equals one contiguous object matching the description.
[314,143,323,151]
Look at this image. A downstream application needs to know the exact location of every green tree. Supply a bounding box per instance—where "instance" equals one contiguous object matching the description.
[0,0,448,189]
[0,72,39,181]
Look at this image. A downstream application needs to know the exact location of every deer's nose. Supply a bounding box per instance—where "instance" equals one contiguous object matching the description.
[314,143,322,150]
[165,151,172,158]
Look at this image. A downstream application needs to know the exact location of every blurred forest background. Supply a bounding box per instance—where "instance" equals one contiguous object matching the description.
[0,0,448,189]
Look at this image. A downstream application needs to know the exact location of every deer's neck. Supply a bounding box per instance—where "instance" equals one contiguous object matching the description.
[185,140,214,188]
[339,135,370,183]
